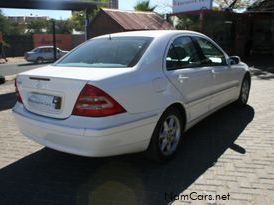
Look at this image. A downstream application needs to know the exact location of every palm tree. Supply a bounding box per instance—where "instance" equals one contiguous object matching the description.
[134,0,156,12]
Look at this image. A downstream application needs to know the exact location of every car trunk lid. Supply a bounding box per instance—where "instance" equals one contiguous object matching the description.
[17,65,131,119]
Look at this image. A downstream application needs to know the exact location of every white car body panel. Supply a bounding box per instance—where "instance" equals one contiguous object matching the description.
[13,30,250,157]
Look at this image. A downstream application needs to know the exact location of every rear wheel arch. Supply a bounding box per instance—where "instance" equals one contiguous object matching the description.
[36,57,44,63]
[145,102,187,161]
[165,103,187,131]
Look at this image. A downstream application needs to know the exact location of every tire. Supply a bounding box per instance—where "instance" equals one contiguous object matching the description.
[236,75,251,107]
[36,57,44,64]
[146,107,184,162]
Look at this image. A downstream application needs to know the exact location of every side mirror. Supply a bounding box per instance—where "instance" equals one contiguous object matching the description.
[228,56,241,65]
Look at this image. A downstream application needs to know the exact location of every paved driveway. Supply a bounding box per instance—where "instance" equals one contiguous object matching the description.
[0,77,273,205]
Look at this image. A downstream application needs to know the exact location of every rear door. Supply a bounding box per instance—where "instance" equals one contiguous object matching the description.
[43,47,54,60]
[164,36,215,122]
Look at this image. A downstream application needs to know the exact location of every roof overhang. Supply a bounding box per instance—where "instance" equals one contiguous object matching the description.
[0,0,103,11]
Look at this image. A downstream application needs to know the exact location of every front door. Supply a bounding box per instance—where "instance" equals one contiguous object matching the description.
[193,36,238,109]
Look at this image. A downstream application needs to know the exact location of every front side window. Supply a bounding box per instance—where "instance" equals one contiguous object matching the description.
[193,37,227,66]
[31,48,40,53]
[166,36,201,70]
[54,37,152,68]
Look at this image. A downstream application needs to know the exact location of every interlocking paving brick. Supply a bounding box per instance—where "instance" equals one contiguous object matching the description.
[0,77,274,205]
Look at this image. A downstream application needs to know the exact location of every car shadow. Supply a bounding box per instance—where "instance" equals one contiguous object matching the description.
[0,104,254,205]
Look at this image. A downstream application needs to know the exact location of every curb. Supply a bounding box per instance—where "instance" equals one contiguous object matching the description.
[5,74,17,81]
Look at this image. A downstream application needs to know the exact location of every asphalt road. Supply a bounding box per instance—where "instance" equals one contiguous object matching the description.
[0,63,50,76]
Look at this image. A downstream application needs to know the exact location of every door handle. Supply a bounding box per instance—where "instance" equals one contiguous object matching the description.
[211,70,218,78]
[178,75,189,83]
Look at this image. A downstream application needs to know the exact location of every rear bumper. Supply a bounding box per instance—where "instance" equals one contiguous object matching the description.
[12,104,158,157]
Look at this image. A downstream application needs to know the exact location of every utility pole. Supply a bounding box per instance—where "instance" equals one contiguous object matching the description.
[52,19,57,61]
[85,9,90,41]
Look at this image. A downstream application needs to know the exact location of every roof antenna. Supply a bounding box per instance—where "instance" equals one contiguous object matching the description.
[109,34,112,40]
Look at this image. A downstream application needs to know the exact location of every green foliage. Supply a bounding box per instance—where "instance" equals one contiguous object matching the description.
[70,11,85,31]
[214,0,256,9]
[8,22,26,35]
[0,10,10,35]
[48,20,73,34]
[69,0,108,31]
[26,18,49,34]
[134,0,156,12]
[176,15,200,31]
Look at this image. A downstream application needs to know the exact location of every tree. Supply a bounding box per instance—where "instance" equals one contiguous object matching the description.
[176,15,200,31]
[26,18,49,34]
[214,0,256,9]
[0,10,26,35]
[47,20,73,34]
[134,1,156,12]
[0,10,10,35]
[7,22,26,35]
[69,0,108,31]
[70,11,85,31]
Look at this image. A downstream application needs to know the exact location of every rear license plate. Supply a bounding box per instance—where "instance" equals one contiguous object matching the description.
[28,93,62,113]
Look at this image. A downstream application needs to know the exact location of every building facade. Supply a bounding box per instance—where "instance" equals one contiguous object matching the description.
[7,16,49,24]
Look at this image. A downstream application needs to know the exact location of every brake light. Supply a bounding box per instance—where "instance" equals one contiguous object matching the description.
[15,79,23,104]
[72,84,126,117]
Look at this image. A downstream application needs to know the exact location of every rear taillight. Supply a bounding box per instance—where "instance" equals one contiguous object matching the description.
[72,84,126,117]
[15,79,23,104]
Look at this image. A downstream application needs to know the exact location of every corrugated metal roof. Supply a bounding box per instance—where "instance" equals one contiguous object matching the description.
[102,9,174,30]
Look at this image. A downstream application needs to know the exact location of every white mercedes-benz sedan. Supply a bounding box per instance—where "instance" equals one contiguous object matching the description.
[13,30,251,161]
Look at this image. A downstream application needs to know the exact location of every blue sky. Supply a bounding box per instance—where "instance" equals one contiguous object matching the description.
[1,0,169,19]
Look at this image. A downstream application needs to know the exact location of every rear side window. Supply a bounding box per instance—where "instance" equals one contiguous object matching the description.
[193,37,227,66]
[43,48,53,53]
[166,36,201,70]
[55,37,152,68]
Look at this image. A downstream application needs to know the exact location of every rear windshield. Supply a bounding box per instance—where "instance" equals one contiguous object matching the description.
[54,37,153,68]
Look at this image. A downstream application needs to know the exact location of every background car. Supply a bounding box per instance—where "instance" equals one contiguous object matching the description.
[24,46,69,63]
[14,30,251,161]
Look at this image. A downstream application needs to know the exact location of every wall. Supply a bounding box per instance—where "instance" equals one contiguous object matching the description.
[33,34,72,51]
[3,34,85,57]
[5,35,33,57]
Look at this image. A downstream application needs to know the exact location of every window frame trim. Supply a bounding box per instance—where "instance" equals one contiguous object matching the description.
[165,35,204,71]
[164,34,230,71]
[191,36,229,67]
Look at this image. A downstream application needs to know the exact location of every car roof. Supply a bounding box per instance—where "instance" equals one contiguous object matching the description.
[36,46,59,49]
[95,30,205,39]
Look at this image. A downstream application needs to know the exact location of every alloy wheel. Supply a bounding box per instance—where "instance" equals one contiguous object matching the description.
[241,79,250,104]
[158,115,181,156]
